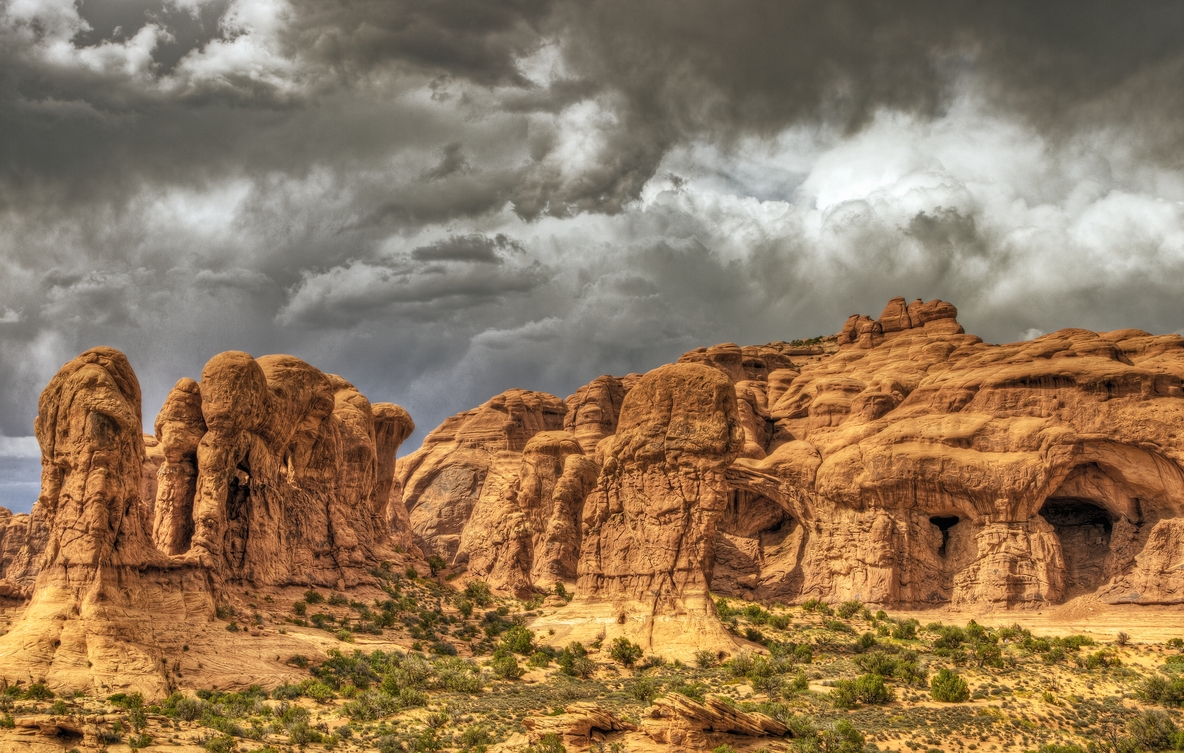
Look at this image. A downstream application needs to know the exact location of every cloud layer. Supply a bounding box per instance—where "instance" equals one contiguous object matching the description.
[1,0,1183,512]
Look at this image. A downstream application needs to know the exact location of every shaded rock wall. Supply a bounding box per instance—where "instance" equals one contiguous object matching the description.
[398,296,1184,612]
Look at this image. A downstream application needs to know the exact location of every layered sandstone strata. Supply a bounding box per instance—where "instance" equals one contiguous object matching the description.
[398,296,1184,614]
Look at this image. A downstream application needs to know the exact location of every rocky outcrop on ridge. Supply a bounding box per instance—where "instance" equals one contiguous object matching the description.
[0,347,414,695]
[643,693,788,747]
[397,296,1184,617]
[552,363,745,652]
[395,389,568,567]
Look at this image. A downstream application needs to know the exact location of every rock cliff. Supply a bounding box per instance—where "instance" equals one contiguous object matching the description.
[154,352,414,587]
[396,297,1184,616]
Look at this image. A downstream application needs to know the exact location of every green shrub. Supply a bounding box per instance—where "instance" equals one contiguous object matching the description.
[836,600,864,619]
[23,683,53,700]
[694,649,717,668]
[341,691,399,721]
[501,625,535,655]
[464,581,493,606]
[526,732,566,753]
[1128,709,1178,751]
[303,589,324,604]
[831,673,893,708]
[203,735,238,753]
[891,618,919,640]
[1139,675,1184,707]
[491,649,525,680]
[609,637,644,668]
[629,677,658,704]
[930,668,970,703]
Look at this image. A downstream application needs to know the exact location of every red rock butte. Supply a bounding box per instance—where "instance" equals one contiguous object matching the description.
[0,296,1182,687]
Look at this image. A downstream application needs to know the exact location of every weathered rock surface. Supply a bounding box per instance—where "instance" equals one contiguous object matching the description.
[518,702,636,746]
[399,296,1184,618]
[395,389,567,566]
[155,352,414,587]
[643,693,787,747]
[537,363,746,654]
[0,347,216,696]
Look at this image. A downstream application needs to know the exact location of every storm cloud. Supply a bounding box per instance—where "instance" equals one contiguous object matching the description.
[1,0,1184,511]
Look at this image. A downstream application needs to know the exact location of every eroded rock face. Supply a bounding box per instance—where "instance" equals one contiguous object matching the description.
[154,352,414,587]
[401,297,1184,614]
[551,363,745,653]
[460,431,599,596]
[395,389,567,564]
[0,348,214,696]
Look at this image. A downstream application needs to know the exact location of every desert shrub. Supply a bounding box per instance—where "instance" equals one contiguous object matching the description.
[202,735,238,753]
[303,589,324,604]
[501,625,535,655]
[464,581,493,606]
[491,649,525,680]
[793,644,813,664]
[854,650,925,685]
[527,650,553,668]
[836,600,864,619]
[832,673,892,708]
[769,614,790,630]
[434,657,485,693]
[1128,709,1179,751]
[1139,676,1184,707]
[341,690,400,721]
[854,632,877,653]
[694,649,717,668]
[609,637,644,667]
[1079,650,1119,670]
[629,677,658,704]
[1167,637,1184,650]
[930,669,970,703]
[728,652,755,678]
[23,683,53,700]
[525,732,566,753]
[1053,634,1095,651]
[933,625,966,650]
[667,680,706,703]
[558,643,595,678]
[891,618,919,640]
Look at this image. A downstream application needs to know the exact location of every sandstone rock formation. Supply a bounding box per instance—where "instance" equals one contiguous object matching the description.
[153,352,414,587]
[643,693,788,747]
[0,346,415,696]
[536,363,746,653]
[0,348,215,696]
[395,389,568,566]
[397,296,1184,617]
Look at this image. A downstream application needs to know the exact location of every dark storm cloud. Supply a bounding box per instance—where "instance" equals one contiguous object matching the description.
[411,234,519,263]
[2,0,1184,516]
[282,0,556,86]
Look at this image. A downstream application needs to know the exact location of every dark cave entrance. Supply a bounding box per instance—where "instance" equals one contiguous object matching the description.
[224,465,252,570]
[1039,497,1114,598]
[929,516,960,558]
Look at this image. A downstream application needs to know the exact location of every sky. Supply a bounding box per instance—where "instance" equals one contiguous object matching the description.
[2,1,1184,512]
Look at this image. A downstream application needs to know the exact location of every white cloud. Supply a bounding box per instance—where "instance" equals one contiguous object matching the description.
[0,435,39,458]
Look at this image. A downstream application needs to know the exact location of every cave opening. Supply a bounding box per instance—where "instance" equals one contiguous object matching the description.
[1039,497,1114,598]
[224,464,252,569]
[929,516,960,557]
